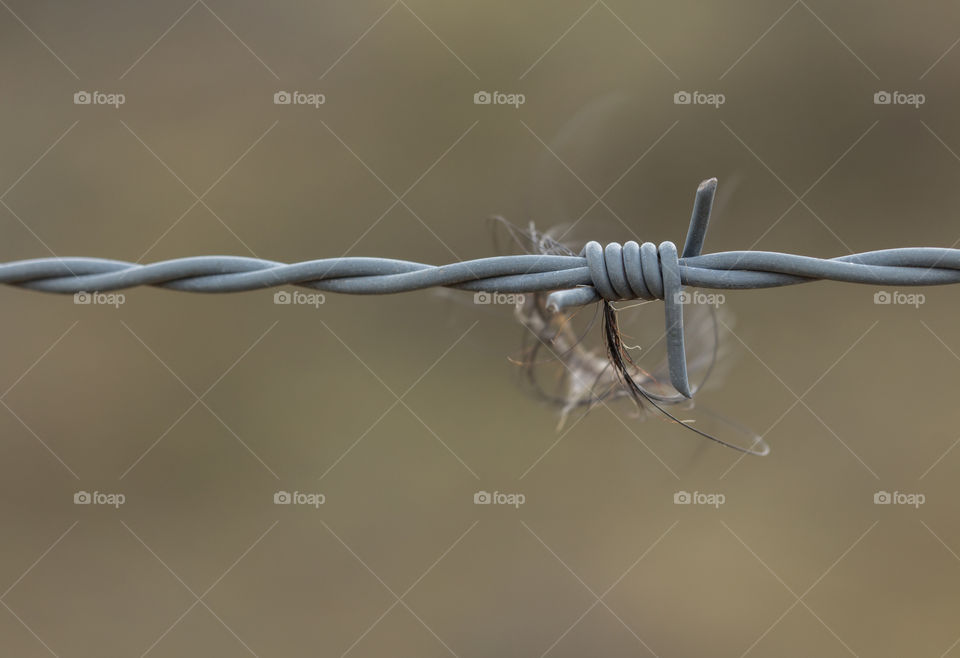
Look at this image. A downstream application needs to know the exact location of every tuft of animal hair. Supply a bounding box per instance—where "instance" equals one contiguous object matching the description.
[500,218,764,455]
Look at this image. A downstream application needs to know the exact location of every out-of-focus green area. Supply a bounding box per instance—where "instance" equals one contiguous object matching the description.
[2,1,960,656]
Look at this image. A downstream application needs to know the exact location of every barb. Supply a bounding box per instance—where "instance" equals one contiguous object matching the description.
[3,178,957,405]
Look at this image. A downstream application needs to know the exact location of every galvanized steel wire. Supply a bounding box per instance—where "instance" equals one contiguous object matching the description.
[2,178,956,399]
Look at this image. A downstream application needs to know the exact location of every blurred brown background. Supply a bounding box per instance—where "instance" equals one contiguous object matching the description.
[2,1,960,656]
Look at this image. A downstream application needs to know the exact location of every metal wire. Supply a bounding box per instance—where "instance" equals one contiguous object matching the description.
[3,178,957,399]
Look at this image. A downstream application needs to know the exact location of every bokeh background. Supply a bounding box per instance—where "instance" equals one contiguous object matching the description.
[2,1,960,656]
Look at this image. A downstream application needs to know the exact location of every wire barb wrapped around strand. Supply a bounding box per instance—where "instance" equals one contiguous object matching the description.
[4,178,960,399]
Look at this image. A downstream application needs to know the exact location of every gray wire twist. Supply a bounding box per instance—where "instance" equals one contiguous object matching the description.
[3,178,957,398]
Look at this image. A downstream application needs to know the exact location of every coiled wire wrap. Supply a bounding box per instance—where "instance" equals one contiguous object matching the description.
[3,178,959,399]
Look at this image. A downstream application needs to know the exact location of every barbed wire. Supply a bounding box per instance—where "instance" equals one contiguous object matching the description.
[2,178,957,401]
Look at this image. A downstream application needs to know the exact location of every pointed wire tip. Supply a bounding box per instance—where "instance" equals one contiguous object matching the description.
[698,177,718,191]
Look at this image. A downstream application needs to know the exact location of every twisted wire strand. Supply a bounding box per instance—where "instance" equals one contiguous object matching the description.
[3,178,956,399]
